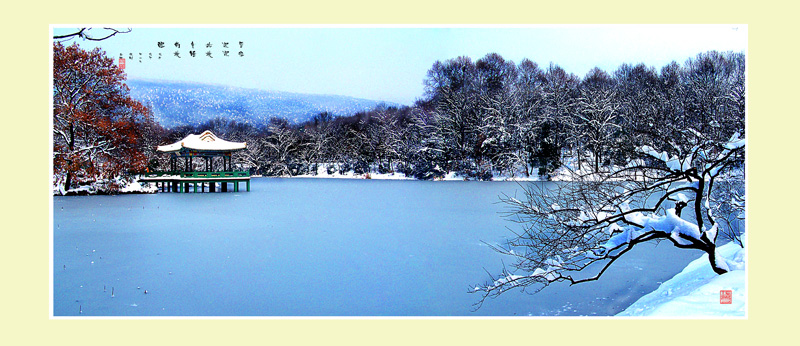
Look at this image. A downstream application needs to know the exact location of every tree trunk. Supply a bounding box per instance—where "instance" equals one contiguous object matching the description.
[594,150,600,173]
[64,171,72,192]
[707,246,729,275]
[64,122,75,192]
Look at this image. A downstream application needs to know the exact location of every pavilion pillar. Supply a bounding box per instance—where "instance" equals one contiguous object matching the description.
[222,182,228,192]
[210,182,216,192]
[246,180,250,192]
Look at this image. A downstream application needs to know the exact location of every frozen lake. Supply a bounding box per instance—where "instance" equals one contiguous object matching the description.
[53,178,704,316]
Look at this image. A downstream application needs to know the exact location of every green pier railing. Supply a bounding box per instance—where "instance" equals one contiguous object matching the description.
[143,170,250,179]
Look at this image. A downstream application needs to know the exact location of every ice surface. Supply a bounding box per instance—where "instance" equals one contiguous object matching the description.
[53,178,704,316]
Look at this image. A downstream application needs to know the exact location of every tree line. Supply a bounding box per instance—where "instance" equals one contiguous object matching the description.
[155,50,744,180]
[53,42,745,191]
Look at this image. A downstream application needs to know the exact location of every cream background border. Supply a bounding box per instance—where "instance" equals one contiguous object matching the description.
[3,0,794,345]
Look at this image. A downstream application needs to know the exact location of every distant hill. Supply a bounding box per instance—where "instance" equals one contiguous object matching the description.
[126,79,401,128]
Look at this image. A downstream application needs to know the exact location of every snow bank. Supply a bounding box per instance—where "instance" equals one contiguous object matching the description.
[53,176,157,195]
[119,179,158,194]
[617,238,746,317]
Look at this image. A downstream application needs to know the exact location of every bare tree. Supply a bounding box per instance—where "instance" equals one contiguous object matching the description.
[473,133,745,308]
[54,27,132,42]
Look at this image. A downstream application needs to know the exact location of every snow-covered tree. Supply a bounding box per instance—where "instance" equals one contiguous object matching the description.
[424,56,480,168]
[474,133,745,307]
[235,131,270,175]
[264,118,301,176]
[572,67,621,173]
[613,63,662,164]
[540,63,579,170]
[299,112,336,174]
[475,53,521,177]
[53,42,153,192]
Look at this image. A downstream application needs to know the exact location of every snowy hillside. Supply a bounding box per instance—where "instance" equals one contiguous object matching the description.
[126,79,400,128]
[617,237,746,317]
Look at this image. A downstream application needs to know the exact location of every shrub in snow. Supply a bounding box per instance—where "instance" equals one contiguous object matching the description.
[395,162,413,177]
[352,160,370,175]
[410,161,445,180]
[337,161,352,175]
[473,133,745,308]
[453,161,493,181]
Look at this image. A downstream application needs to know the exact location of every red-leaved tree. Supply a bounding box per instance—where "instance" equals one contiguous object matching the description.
[53,42,154,192]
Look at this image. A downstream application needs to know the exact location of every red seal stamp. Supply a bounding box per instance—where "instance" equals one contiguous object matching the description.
[119,57,126,70]
[720,290,732,304]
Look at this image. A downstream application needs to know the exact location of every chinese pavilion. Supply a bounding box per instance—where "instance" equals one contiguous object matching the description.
[140,130,251,193]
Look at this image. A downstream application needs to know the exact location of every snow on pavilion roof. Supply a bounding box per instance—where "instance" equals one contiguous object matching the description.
[157,130,247,153]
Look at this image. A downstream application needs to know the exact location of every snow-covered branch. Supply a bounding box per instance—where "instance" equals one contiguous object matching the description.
[473,135,744,307]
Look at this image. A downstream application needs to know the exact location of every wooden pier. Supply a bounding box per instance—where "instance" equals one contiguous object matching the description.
[140,171,250,193]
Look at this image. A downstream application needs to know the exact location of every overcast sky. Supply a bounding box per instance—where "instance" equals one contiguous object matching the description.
[52,25,747,105]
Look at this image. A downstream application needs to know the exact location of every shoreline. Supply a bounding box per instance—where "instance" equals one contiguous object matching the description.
[52,172,547,196]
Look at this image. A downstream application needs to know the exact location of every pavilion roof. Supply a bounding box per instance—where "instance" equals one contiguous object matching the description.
[157,130,247,153]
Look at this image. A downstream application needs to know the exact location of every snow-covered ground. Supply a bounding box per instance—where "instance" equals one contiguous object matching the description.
[294,164,545,181]
[617,236,746,317]
[294,158,640,182]
[294,166,415,180]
